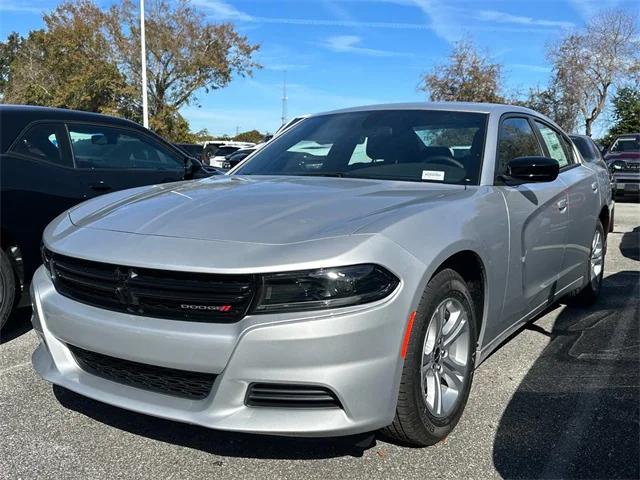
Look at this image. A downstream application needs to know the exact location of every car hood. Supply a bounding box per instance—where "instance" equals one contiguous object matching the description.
[69,175,465,245]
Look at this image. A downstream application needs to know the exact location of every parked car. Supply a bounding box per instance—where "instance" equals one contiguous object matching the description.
[0,105,217,329]
[32,103,612,447]
[204,141,255,168]
[222,147,256,170]
[603,133,640,196]
[570,134,615,202]
[175,143,204,161]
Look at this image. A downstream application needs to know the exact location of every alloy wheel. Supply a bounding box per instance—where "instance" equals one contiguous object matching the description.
[590,229,604,286]
[421,297,471,418]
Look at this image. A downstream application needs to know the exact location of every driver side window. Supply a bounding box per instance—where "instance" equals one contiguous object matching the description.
[497,117,542,175]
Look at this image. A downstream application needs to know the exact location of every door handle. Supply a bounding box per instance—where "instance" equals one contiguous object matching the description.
[557,198,568,211]
[591,182,598,193]
[90,182,111,192]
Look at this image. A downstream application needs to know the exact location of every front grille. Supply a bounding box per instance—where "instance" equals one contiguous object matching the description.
[44,250,256,322]
[246,383,342,409]
[68,344,216,400]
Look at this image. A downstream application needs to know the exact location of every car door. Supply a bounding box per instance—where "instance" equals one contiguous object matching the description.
[495,116,570,326]
[1,121,85,280]
[535,121,600,289]
[66,123,186,198]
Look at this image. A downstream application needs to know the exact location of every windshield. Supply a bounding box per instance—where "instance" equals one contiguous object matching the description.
[610,137,640,152]
[235,110,488,185]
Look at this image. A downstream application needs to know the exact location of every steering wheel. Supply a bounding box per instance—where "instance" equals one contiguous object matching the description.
[424,156,465,169]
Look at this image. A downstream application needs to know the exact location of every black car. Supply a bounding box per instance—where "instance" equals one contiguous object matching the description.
[222,147,257,170]
[0,105,217,328]
[175,142,204,161]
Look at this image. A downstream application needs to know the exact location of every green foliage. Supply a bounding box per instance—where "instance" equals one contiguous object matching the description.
[516,84,580,132]
[602,87,640,146]
[420,39,504,103]
[0,0,260,142]
[2,2,134,116]
[234,129,264,143]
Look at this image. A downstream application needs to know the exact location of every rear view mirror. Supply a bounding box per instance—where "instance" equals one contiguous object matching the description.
[507,156,559,183]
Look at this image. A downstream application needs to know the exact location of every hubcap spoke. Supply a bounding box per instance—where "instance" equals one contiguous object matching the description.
[442,358,464,392]
[420,296,470,418]
[443,311,467,348]
[432,370,443,415]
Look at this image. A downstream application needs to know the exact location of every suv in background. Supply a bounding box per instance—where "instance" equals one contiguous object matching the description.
[0,105,216,329]
[603,133,640,197]
[175,143,204,162]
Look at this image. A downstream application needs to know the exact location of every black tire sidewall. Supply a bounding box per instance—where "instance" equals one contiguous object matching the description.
[0,249,17,329]
[407,270,477,440]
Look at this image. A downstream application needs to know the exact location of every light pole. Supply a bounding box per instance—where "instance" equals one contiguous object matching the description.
[140,0,149,128]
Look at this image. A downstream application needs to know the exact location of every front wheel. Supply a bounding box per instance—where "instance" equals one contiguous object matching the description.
[0,248,17,330]
[383,269,477,446]
[568,220,605,306]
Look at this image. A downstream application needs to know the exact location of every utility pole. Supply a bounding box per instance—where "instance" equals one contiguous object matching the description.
[281,70,288,126]
[140,0,149,128]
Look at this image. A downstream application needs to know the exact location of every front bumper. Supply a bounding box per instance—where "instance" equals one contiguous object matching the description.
[613,175,640,194]
[30,265,412,437]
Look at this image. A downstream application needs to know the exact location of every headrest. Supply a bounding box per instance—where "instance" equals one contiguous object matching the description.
[365,127,395,161]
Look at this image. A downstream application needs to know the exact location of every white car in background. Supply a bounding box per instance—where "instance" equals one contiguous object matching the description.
[204,141,255,168]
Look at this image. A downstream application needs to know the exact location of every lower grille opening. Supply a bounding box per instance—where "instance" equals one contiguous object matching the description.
[68,344,216,400]
[246,383,342,409]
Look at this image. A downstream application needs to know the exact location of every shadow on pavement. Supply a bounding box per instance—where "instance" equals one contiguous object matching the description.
[53,385,376,459]
[493,271,640,479]
[620,226,639,261]
[0,306,33,345]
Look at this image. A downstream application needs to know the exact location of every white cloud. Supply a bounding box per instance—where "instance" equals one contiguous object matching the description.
[0,0,50,13]
[508,63,553,73]
[566,0,624,21]
[477,10,574,29]
[191,0,254,21]
[320,35,413,57]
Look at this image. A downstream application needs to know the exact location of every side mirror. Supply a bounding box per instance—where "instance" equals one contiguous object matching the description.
[506,156,559,183]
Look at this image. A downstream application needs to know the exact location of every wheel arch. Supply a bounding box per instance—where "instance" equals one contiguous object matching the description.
[599,205,611,236]
[429,249,487,349]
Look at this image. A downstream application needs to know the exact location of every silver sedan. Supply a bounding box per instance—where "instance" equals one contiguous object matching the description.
[32,103,613,447]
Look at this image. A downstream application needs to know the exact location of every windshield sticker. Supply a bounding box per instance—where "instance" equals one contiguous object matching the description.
[422,170,445,181]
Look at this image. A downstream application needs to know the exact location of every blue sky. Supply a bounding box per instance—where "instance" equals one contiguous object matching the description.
[1,0,638,136]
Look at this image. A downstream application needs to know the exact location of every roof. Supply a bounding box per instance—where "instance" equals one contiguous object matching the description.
[314,101,545,117]
[0,104,147,152]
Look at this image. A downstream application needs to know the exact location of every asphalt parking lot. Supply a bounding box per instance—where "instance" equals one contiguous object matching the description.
[1,201,638,480]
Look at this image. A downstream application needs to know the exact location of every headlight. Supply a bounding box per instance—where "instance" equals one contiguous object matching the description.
[611,161,624,171]
[252,264,399,313]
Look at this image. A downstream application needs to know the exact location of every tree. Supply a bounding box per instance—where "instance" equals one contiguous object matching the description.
[548,10,639,136]
[2,1,134,116]
[518,83,580,132]
[0,0,260,142]
[602,86,640,145]
[234,129,264,143]
[107,0,260,139]
[0,32,23,99]
[419,39,504,103]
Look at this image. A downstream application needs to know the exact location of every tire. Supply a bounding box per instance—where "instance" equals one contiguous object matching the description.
[568,220,606,306]
[383,269,478,447]
[0,248,17,330]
